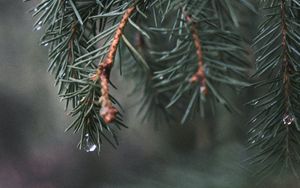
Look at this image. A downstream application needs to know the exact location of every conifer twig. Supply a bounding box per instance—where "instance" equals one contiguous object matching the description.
[185,13,208,95]
[280,0,293,163]
[91,5,136,124]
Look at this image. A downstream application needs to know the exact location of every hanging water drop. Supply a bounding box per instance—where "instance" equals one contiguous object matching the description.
[43,43,49,47]
[159,75,164,80]
[283,113,295,125]
[200,86,206,93]
[251,140,256,144]
[82,134,97,152]
[254,101,259,105]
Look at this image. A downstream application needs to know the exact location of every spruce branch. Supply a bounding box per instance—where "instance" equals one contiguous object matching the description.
[249,0,300,176]
[26,0,144,152]
[25,0,254,154]
[151,1,250,123]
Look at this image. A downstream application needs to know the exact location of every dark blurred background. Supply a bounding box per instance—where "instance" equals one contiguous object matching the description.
[0,1,298,188]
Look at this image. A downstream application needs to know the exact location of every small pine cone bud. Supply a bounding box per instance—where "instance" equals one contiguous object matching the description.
[100,106,118,124]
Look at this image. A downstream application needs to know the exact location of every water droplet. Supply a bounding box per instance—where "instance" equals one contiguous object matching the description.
[35,26,42,31]
[43,43,49,47]
[283,113,295,125]
[200,86,206,93]
[261,134,265,139]
[251,118,257,123]
[251,140,256,144]
[82,134,97,152]
[34,8,38,12]
[251,129,256,133]
[254,101,259,105]
[159,76,164,80]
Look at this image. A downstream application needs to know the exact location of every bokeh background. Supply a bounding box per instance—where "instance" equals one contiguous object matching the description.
[0,1,298,188]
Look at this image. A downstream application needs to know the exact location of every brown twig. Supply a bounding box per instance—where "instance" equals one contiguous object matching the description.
[280,0,294,161]
[91,5,136,124]
[185,14,208,95]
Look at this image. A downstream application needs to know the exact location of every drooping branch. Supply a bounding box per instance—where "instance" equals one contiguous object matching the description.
[248,0,300,175]
[91,5,136,124]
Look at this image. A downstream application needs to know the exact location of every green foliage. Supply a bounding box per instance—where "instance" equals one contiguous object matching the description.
[248,0,300,176]
[149,0,250,124]
[121,33,175,126]
[27,0,138,152]
[25,0,258,160]
[27,0,300,178]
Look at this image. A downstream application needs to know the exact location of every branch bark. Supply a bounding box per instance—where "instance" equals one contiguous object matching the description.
[91,5,136,124]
